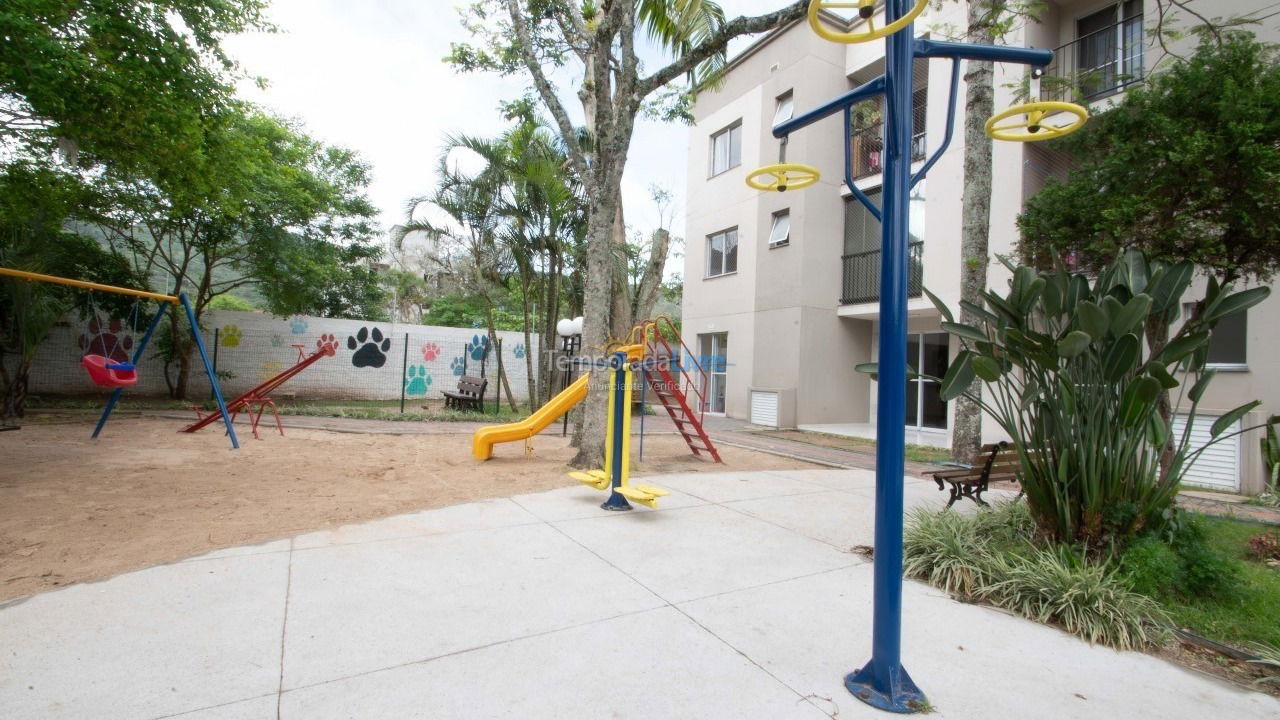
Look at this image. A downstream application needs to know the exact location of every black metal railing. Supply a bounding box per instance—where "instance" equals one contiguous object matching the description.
[849,95,928,180]
[1041,14,1144,103]
[841,241,923,305]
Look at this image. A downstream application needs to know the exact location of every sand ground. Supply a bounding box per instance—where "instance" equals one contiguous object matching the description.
[0,415,816,602]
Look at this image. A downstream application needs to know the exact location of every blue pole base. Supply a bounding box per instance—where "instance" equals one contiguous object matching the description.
[600,492,633,511]
[845,661,927,714]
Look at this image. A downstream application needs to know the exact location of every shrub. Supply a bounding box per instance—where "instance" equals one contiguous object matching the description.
[904,503,1167,649]
[1118,536,1181,597]
[922,250,1271,547]
[1248,530,1280,563]
[1119,518,1243,600]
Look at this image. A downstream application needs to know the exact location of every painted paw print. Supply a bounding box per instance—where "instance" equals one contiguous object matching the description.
[468,334,489,361]
[421,342,441,363]
[316,333,338,356]
[450,356,466,377]
[78,315,133,363]
[258,360,282,382]
[221,325,242,348]
[513,343,526,359]
[404,365,433,396]
[289,316,308,334]
[270,334,283,348]
[348,326,391,368]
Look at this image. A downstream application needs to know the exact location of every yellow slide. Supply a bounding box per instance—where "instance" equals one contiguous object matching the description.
[472,374,589,460]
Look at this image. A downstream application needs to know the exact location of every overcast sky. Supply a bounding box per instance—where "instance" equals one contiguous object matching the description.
[222,0,782,258]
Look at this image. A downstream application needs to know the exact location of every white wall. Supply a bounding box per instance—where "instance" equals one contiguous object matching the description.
[26,309,541,403]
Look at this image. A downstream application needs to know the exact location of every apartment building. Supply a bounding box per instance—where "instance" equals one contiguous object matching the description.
[682,0,1280,494]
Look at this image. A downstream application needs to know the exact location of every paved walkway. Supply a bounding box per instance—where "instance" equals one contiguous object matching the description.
[1,468,1274,719]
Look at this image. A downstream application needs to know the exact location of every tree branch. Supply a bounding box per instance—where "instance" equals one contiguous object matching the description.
[505,0,589,178]
[636,1,807,98]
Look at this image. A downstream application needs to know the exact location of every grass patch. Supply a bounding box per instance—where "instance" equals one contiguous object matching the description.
[26,395,532,424]
[1141,516,1280,649]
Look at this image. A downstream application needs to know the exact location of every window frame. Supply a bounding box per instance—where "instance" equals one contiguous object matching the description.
[768,209,791,248]
[708,120,743,178]
[1188,303,1250,371]
[773,90,795,126]
[705,227,739,278]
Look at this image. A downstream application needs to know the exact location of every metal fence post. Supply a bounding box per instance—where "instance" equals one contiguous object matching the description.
[211,327,219,402]
[494,338,503,414]
[400,332,409,413]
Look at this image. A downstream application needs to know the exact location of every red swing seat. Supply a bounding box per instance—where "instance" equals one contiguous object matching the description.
[81,354,138,388]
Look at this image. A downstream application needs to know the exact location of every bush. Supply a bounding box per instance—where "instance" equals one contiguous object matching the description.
[1247,530,1280,563]
[1119,518,1242,601]
[904,503,1167,650]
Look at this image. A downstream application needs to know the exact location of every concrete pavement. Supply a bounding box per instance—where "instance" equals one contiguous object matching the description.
[1,468,1275,719]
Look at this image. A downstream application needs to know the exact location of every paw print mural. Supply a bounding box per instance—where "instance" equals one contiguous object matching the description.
[421,342,441,363]
[468,334,489,361]
[78,316,133,363]
[404,366,433,396]
[221,325,242,348]
[258,360,282,382]
[348,326,391,368]
[289,316,308,334]
[316,333,338,356]
[271,334,283,348]
[450,356,466,376]
[513,343,526,359]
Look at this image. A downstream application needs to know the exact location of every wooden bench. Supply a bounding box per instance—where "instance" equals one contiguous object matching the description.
[923,441,1029,508]
[443,375,487,411]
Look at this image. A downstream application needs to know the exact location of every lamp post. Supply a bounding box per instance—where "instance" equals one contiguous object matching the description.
[556,317,583,436]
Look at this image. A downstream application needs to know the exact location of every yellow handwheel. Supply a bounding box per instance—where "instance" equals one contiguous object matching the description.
[745,164,820,193]
[985,101,1088,142]
[808,0,928,44]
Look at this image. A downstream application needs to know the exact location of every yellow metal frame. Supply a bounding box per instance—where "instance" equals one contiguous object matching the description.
[808,0,928,45]
[0,267,179,304]
[745,164,821,193]
[985,101,1088,143]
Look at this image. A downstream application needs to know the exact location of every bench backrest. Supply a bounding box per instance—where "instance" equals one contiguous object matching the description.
[980,443,1042,483]
[456,375,487,397]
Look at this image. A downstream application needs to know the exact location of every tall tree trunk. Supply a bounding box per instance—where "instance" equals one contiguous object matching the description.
[519,270,536,411]
[609,204,633,342]
[570,186,621,467]
[631,228,671,323]
[482,303,518,411]
[952,0,1006,462]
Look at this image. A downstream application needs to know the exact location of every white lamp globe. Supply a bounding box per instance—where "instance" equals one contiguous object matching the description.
[556,318,575,337]
[572,316,584,335]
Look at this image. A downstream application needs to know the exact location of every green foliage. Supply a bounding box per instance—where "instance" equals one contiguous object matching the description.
[1019,34,1280,283]
[1121,518,1242,601]
[0,0,270,185]
[1249,642,1280,685]
[207,295,256,312]
[927,250,1270,546]
[904,503,1168,650]
[420,292,523,331]
[1260,423,1280,505]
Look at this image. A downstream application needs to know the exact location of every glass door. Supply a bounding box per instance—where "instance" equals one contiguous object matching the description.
[698,332,728,414]
[906,332,948,430]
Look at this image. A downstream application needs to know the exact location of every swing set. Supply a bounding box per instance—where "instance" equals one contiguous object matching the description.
[0,266,240,449]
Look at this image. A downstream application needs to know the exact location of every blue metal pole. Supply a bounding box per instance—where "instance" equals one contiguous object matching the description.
[180,293,239,449]
[92,301,169,439]
[845,0,926,712]
[601,351,631,511]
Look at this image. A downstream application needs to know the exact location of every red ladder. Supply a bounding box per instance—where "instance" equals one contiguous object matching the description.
[640,317,722,463]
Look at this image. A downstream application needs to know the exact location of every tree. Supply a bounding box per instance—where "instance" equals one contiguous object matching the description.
[448,0,808,466]
[0,0,269,185]
[0,161,138,420]
[1018,33,1280,285]
[91,108,386,397]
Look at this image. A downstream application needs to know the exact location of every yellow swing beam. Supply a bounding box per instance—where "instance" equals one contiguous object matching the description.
[0,267,180,304]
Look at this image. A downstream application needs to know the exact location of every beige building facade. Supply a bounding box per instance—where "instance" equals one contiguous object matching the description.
[682,1,1280,494]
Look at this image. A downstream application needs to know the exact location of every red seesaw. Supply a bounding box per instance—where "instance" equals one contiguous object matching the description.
[183,335,338,440]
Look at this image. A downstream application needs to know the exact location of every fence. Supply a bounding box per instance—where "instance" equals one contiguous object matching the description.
[23,309,542,408]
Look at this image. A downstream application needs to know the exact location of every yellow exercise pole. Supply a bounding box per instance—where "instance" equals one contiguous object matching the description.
[0,267,179,304]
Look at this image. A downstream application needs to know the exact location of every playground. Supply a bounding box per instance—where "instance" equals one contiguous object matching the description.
[0,415,811,602]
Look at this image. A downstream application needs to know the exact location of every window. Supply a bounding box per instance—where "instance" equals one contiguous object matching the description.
[709,121,742,176]
[773,91,794,125]
[1206,307,1248,368]
[1076,1,1144,99]
[698,332,729,414]
[769,210,791,248]
[706,228,738,277]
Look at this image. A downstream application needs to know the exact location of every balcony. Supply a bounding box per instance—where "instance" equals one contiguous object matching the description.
[840,241,923,305]
[849,89,927,180]
[1041,13,1144,103]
